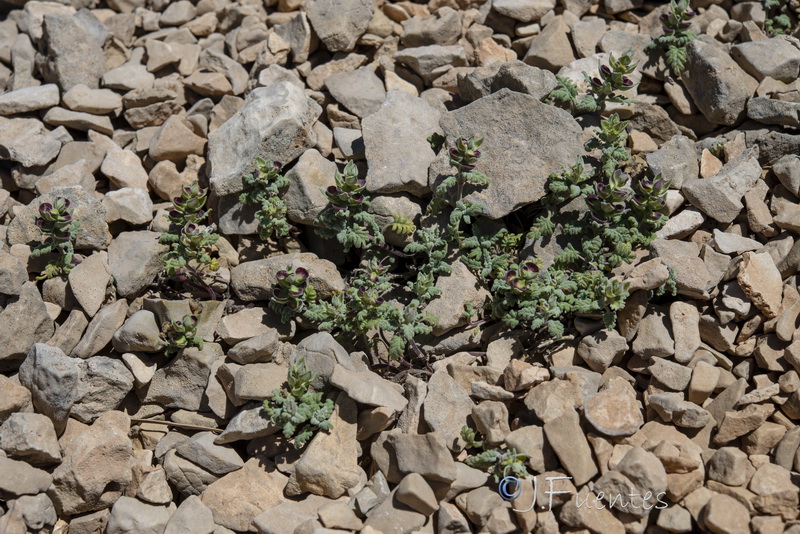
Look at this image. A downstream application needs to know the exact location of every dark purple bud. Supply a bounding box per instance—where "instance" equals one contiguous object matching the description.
[39,203,53,214]
[449,147,459,157]
[175,321,182,326]
[276,270,288,280]
[326,186,339,196]
[352,194,365,204]
[356,178,366,187]
[591,77,603,88]
[290,288,305,298]
[662,26,674,34]
[375,297,385,305]
[35,218,44,228]
[684,10,695,18]
[62,198,70,208]
[274,161,282,168]
[680,21,691,28]
[72,256,82,266]
[622,77,633,86]
[660,13,669,21]
[601,65,611,76]
[505,270,516,284]
[294,267,309,280]
[520,261,539,275]
[185,224,197,233]
[472,150,481,159]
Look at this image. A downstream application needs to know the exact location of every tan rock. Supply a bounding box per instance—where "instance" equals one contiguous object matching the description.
[738,251,783,319]
[704,494,750,534]
[201,458,289,531]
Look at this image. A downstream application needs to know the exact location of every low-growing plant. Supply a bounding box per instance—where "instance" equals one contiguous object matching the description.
[314,161,383,253]
[646,0,697,75]
[546,50,638,115]
[268,266,317,323]
[31,197,81,280]
[159,182,221,298]
[161,314,204,355]
[263,358,334,450]
[239,158,292,240]
[763,0,800,35]
[461,426,529,483]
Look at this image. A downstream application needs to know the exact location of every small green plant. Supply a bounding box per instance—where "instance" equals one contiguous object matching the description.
[646,0,697,75]
[300,260,437,360]
[239,158,292,240]
[315,161,383,253]
[546,51,638,115]
[429,137,491,238]
[461,426,529,483]
[268,266,318,323]
[263,358,334,449]
[387,214,416,236]
[161,314,203,355]
[159,182,221,297]
[31,197,80,280]
[763,0,799,35]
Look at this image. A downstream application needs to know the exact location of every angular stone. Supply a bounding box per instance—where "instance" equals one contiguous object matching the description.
[101,148,149,190]
[577,329,628,372]
[0,375,33,424]
[330,365,407,412]
[43,107,114,135]
[163,449,219,497]
[68,251,111,317]
[149,115,206,163]
[40,13,105,91]
[544,409,598,486]
[144,343,224,411]
[584,380,643,437]
[208,82,321,197]
[201,458,289,531]
[17,343,78,434]
[0,117,61,167]
[424,260,490,336]
[731,37,800,83]
[70,299,128,359]
[283,149,337,225]
[175,432,244,476]
[307,0,374,52]
[646,135,698,190]
[72,356,134,423]
[325,67,385,118]
[104,188,154,225]
[0,283,54,363]
[682,148,761,224]
[0,84,60,115]
[0,412,61,466]
[288,393,362,498]
[423,370,475,451]
[63,84,122,115]
[430,88,583,219]
[682,40,759,126]
[647,393,713,429]
[738,251,783,319]
[524,17,576,71]
[0,457,53,497]
[107,231,168,298]
[362,91,440,196]
[51,411,132,515]
[394,45,468,84]
[106,497,171,534]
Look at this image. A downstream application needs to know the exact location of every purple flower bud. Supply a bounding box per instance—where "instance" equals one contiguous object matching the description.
[39,203,53,214]
[62,198,70,208]
[352,194,365,204]
[376,297,385,305]
[684,10,695,18]
[274,161,283,169]
[600,65,611,76]
[622,77,633,86]
[660,13,669,21]
[35,218,44,228]
[520,261,539,275]
[449,147,459,157]
[276,270,288,280]
[290,288,305,298]
[680,21,691,28]
[356,178,366,188]
[185,224,197,233]
[295,267,309,280]
[662,26,674,34]
[326,186,339,196]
